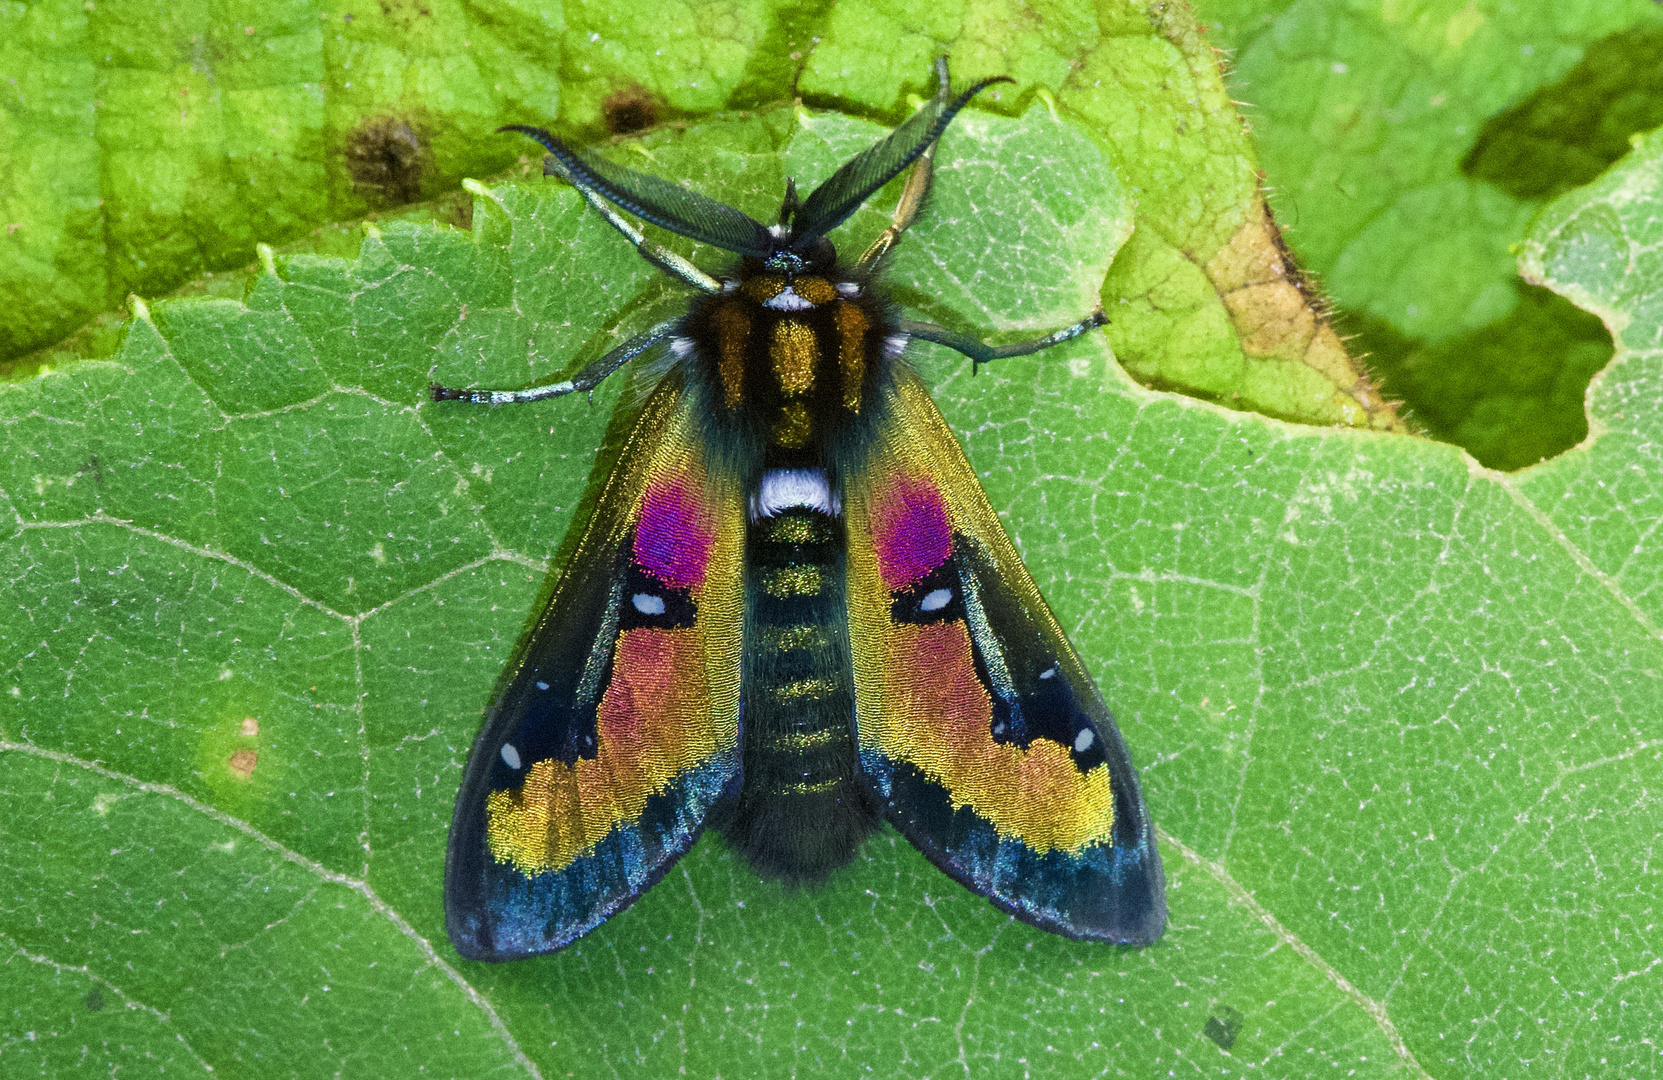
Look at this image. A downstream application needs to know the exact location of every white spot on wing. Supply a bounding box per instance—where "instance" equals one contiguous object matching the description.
[501,743,523,770]
[750,468,839,519]
[1038,665,1058,680]
[632,592,666,616]
[763,287,815,311]
[1073,729,1095,753]
[536,680,550,691]
[920,588,952,612]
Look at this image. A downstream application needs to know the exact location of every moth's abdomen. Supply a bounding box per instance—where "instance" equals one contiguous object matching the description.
[718,499,879,880]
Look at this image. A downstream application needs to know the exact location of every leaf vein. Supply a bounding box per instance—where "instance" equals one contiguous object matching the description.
[0,739,545,1080]
[1159,826,1436,1079]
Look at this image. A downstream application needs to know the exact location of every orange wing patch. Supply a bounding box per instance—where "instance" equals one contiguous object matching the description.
[847,371,1118,855]
[867,603,1116,855]
[487,628,727,875]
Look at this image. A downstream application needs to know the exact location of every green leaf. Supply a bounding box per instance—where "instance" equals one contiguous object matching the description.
[8,12,1663,1080]
[0,0,567,364]
[7,0,1393,436]
[1,750,533,1074]
[1201,0,1663,468]
[7,59,1663,1070]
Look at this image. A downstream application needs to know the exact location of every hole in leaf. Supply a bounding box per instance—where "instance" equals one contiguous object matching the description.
[1462,25,1663,200]
[1353,281,1613,471]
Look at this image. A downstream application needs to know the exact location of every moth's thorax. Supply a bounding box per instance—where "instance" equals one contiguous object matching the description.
[681,266,896,456]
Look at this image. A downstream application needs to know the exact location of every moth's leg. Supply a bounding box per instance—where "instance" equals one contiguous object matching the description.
[855,146,935,270]
[897,310,1109,373]
[544,157,722,294]
[856,57,953,270]
[430,318,679,404]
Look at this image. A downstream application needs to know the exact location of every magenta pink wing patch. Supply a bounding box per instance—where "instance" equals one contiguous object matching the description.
[870,474,952,590]
[634,475,715,589]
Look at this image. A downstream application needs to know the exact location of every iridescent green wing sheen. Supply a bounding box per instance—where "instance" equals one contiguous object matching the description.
[445,374,746,960]
[845,370,1166,944]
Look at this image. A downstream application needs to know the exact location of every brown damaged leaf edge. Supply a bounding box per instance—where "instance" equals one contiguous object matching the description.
[1148,0,1404,433]
[1206,195,1406,432]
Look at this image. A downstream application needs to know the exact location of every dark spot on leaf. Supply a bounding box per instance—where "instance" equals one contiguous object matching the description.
[377,0,433,22]
[1204,1005,1242,1051]
[602,85,661,135]
[1462,24,1663,200]
[79,453,104,489]
[346,116,430,206]
[84,988,104,1012]
[228,749,258,779]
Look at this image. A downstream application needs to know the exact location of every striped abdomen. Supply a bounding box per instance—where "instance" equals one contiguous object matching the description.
[717,503,880,880]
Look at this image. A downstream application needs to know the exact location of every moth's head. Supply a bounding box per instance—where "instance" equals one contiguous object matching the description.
[763,177,837,277]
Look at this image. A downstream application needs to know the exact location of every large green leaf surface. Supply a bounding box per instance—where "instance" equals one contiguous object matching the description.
[9,0,1408,442]
[5,59,1663,1071]
[0,0,569,364]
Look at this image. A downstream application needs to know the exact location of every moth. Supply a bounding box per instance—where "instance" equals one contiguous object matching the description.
[435,59,1166,961]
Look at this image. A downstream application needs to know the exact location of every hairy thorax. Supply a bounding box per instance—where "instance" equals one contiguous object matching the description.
[680,267,903,465]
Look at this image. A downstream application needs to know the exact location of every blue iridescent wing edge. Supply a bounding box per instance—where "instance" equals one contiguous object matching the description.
[444,375,745,961]
[850,371,1166,945]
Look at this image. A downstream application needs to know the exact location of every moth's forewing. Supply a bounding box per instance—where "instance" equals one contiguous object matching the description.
[445,375,747,960]
[845,369,1165,944]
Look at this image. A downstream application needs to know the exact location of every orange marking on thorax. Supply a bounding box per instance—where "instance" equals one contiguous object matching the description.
[833,300,868,412]
[773,402,813,448]
[793,277,837,304]
[740,275,784,303]
[711,302,749,409]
